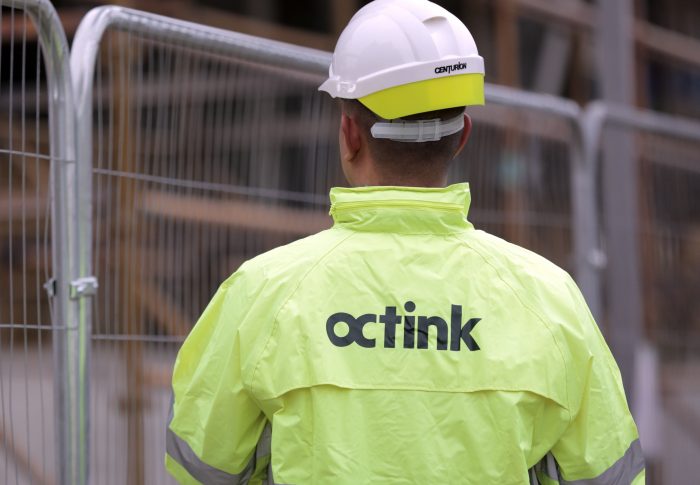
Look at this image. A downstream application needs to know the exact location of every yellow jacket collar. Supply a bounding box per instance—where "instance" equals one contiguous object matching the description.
[329,183,473,234]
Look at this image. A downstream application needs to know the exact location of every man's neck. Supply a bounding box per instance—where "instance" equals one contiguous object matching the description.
[370,171,448,188]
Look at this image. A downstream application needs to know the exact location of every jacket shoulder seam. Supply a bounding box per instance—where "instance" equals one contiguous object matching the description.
[246,230,358,395]
[450,233,573,420]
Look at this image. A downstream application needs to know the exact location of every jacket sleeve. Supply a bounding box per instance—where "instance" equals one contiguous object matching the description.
[165,270,270,485]
[535,277,645,485]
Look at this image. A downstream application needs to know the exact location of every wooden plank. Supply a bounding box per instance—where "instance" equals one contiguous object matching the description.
[635,20,700,68]
[143,366,172,389]
[533,25,573,95]
[106,37,146,485]
[140,191,333,236]
[0,422,54,485]
[512,0,700,70]
[133,279,191,338]
[514,0,595,29]
[0,194,46,223]
[494,0,530,248]
[495,0,520,87]
[331,0,357,38]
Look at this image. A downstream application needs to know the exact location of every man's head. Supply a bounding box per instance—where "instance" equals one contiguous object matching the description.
[319,0,485,187]
[338,99,472,187]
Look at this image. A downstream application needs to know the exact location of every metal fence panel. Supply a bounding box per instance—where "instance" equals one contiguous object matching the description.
[582,101,700,484]
[70,8,339,485]
[70,7,592,484]
[1,0,81,484]
[0,1,696,483]
[455,85,590,291]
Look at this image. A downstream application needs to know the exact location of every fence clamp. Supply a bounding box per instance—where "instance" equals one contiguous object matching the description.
[69,276,99,300]
[43,278,57,298]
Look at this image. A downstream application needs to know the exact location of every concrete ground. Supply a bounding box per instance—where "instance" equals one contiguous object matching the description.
[0,343,178,485]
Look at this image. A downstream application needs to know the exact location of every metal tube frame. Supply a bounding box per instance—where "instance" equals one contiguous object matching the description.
[69,5,601,317]
[0,1,695,481]
[5,0,84,484]
[71,6,674,481]
[581,101,700,406]
[484,84,602,319]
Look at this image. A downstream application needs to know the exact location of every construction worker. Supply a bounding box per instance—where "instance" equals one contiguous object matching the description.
[165,0,645,483]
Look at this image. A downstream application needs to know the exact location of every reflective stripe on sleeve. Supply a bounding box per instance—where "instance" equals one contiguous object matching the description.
[544,453,559,481]
[561,439,645,485]
[166,426,254,485]
[530,452,561,485]
[166,394,254,485]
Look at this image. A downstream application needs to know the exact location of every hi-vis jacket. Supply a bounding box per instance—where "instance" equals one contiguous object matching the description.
[166,183,645,485]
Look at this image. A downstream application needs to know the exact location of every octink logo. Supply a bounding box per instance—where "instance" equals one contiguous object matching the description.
[434,62,468,75]
[326,301,483,352]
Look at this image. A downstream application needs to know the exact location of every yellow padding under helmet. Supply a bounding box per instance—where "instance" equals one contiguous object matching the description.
[359,73,484,120]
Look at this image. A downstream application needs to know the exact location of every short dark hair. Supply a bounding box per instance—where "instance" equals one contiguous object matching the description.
[340,99,465,183]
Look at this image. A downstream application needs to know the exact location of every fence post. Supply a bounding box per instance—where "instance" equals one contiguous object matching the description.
[583,101,643,404]
[483,85,604,320]
[69,7,609,480]
[583,100,700,409]
[571,119,603,322]
[8,1,88,483]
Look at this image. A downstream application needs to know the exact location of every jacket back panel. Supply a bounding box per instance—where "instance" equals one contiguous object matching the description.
[244,228,573,484]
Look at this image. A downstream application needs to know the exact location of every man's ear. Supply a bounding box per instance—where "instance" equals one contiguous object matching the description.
[453,114,472,159]
[341,112,362,161]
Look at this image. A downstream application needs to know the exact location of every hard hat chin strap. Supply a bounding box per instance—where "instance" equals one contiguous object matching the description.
[370,114,465,142]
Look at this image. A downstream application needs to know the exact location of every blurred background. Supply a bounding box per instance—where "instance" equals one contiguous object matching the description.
[53,0,700,113]
[1,0,699,484]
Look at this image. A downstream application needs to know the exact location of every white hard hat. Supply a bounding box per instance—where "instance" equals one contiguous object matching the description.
[319,0,485,122]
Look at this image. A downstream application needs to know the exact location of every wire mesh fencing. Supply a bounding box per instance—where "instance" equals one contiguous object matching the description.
[0,1,697,484]
[633,127,700,485]
[68,7,588,484]
[634,131,700,360]
[0,2,55,484]
[587,104,700,485]
[452,101,578,273]
[71,8,340,485]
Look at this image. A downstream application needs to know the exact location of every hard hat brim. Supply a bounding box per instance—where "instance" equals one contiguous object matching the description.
[358,74,485,120]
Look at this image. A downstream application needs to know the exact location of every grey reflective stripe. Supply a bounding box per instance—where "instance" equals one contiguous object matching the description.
[260,427,293,485]
[166,426,254,485]
[166,393,255,485]
[259,424,291,485]
[256,423,271,462]
[545,453,560,481]
[530,452,560,484]
[561,439,645,485]
[530,467,539,485]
